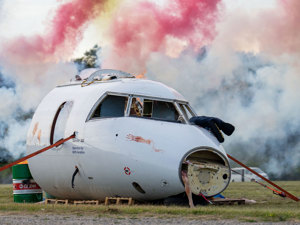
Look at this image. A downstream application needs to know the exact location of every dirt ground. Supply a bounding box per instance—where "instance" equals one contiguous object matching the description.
[0,215,299,225]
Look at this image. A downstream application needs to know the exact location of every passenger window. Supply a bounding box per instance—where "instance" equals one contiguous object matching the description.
[92,95,127,118]
[129,97,179,122]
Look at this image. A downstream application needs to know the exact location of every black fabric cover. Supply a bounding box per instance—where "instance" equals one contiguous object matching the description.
[189,116,235,143]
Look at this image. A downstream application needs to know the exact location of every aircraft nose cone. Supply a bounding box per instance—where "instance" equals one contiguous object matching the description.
[180,147,231,197]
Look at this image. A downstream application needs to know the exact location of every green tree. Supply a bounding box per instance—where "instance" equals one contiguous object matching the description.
[73,45,101,71]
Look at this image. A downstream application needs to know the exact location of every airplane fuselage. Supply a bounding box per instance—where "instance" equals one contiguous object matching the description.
[27,70,231,200]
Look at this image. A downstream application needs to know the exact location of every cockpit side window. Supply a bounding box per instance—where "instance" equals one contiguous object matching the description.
[179,104,195,120]
[91,95,128,119]
[152,100,178,121]
[129,97,179,122]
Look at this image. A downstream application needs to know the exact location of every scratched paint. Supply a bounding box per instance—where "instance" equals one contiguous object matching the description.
[32,122,39,136]
[127,134,151,144]
[29,122,41,145]
[37,130,42,143]
[126,134,163,152]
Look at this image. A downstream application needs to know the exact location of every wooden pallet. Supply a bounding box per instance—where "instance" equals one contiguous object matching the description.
[74,200,99,205]
[45,199,69,205]
[211,199,245,205]
[104,197,134,206]
[45,199,100,205]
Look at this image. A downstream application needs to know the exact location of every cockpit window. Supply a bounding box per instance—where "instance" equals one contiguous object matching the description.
[92,95,128,118]
[152,100,178,121]
[179,104,195,120]
[129,97,179,122]
[130,97,144,117]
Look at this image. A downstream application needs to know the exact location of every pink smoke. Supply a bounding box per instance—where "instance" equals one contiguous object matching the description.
[223,0,300,57]
[103,0,222,72]
[259,0,300,55]
[3,0,107,63]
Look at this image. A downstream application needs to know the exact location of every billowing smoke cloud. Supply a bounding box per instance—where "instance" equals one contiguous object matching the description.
[215,0,300,57]
[0,63,78,159]
[257,0,300,56]
[102,0,222,73]
[146,0,300,179]
[0,0,113,160]
[0,0,222,161]
[0,0,299,181]
[2,0,109,63]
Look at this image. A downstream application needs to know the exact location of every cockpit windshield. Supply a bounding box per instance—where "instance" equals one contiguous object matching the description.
[129,97,180,123]
[87,93,196,124]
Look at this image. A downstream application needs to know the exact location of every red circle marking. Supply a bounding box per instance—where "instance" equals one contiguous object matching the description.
[124,167,131,175]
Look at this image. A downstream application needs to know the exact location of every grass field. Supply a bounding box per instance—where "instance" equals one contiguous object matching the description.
[0,181,299,222]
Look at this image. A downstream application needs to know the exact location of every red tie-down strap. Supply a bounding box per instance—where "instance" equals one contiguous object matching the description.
[227,153,299,202]
[0,133,76,173]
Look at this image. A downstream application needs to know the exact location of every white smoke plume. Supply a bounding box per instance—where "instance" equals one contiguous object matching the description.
[0,61,77,159]
[146,1,300,179]
[0,0,299,181]
[146,49,300,178]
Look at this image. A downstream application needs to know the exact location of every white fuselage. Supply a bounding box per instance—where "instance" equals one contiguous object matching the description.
[27,77,230,200]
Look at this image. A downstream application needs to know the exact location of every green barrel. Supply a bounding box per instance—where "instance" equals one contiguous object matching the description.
[12,162,43,203]
[45,192,56,199]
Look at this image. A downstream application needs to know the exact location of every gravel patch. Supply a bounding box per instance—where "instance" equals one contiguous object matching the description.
[0,215,299,225]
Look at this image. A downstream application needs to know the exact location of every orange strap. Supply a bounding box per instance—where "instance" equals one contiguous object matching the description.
[253,180,286,197]
[0,133,75,173]
[227,153,299,202]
